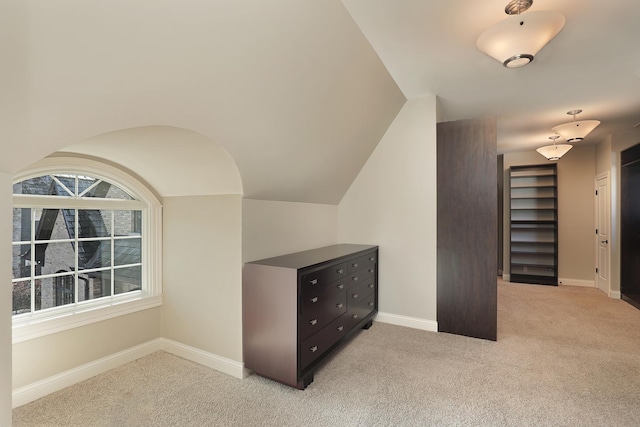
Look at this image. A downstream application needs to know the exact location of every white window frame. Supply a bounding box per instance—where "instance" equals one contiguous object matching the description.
[11,156,162,344]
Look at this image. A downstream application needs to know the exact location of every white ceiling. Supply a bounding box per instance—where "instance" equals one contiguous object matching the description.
[343,0,640,152]
[10,0,640,204]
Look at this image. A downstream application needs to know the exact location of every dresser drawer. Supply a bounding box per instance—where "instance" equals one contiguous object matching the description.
[301,279,346,309]
[347,252,377,273]
[300,314,350,370]
[300,262,347,291]
[347,266,375,289]
[301,276,347,301]
[346,279,375,309]
[299,292,347,340]
[345,293,376,330]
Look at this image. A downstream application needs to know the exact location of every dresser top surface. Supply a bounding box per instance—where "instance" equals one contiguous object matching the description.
[246,244,377,270]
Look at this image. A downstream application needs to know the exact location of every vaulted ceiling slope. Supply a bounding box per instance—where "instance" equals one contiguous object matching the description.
[343,0,640,153]
[20,0,406,204]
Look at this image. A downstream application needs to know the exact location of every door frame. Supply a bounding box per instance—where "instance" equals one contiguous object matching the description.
[595,172,611,296]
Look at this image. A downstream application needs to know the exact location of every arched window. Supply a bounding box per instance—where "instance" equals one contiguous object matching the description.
[11,158,162,342]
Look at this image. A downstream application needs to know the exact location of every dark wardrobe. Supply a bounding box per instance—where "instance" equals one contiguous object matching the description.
[621,142,640,310]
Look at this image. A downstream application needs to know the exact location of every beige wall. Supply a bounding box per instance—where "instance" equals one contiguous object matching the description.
[162,194,243,361]
[1,0,28,421]
[596,136,612,176]
[0,174,12,424]
[503,145,596,283]
[338,96,437,322]
[242,199,338,262]
[558,145,596,281]
[12,308,161,389]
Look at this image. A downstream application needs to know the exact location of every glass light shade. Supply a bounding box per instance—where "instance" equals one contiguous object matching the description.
[551,120,601,142]
[477,10,565,67]
[536,144,572,160]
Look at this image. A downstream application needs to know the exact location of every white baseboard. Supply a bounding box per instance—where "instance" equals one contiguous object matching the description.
[12,338,247,409]
[610,290,621,299]
[376,312,438,332]
[558,278,595,288]
[502,274,510,281]
[12,338,164,408]
[161,338,248,380]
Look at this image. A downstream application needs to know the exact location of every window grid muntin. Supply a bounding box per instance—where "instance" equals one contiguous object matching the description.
[51,175,74,197]
[78,178,101,198]
[30,238,74,244]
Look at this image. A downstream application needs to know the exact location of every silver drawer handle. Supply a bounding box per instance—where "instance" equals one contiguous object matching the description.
[352,293,359,299]
[352,276,358,282]
[310,346,318,353]
[336,303,343,309]
[337,268,344,274]
[352,263,359,268]
[369,257,375,262]
[368,269,374,273]
[337,326,344,332]
[309,319,318,326]
[337,284,344,289]
[352,314,358,320]
[310,279,318,285]
[368,302,374,307]
[368,284,374,288]
[310,296,318,303]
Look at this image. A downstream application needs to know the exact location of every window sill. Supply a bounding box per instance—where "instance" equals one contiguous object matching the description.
[12,294,162,344]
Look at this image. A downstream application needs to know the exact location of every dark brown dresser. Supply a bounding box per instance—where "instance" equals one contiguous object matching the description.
[243,244,378,389]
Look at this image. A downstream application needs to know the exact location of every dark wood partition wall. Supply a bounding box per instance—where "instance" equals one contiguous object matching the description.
[437,118,497,341]
[497,154,504,276]
[621,143,640,310]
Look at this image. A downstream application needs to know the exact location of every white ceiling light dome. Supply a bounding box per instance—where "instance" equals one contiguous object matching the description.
[552,109,601,143]
[536,144,572,161]
[477,2,565,68]
[537,135,572,161]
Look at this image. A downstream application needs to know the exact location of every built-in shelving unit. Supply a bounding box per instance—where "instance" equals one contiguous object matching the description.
[509,164,558,286]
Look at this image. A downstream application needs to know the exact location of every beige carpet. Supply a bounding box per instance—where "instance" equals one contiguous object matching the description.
[13,281,640,426]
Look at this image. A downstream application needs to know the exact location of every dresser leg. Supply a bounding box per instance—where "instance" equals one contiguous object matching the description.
[362,319,373,330]
[298,372,314,389]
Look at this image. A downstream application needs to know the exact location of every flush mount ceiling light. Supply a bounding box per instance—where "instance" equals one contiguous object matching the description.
[537,135,572,161]
[476,0,565,68]
[551,109,601,142]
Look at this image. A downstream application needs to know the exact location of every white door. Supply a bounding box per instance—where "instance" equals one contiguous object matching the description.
[595,174,611,295]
